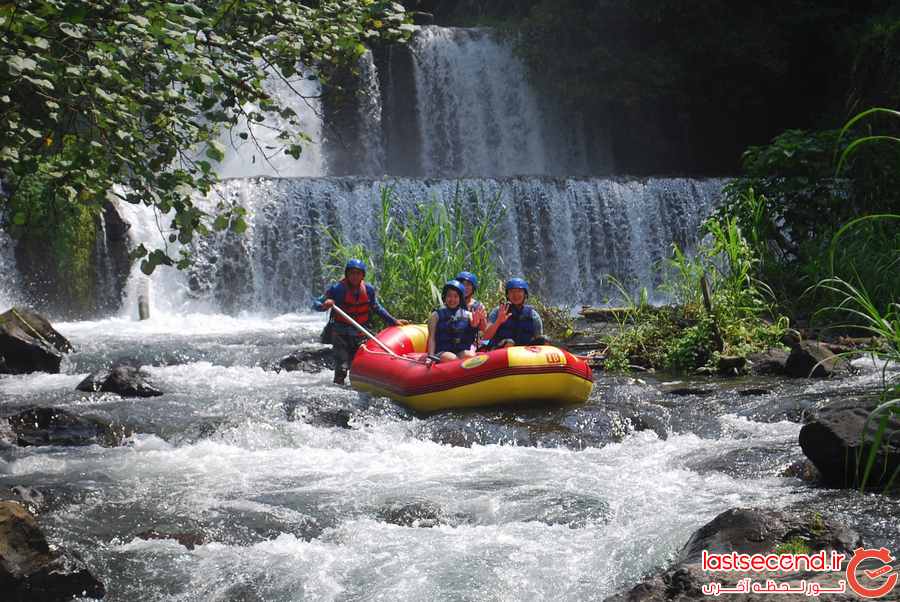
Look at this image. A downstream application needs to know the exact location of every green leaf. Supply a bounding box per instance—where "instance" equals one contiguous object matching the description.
[140,259,155,275]
[206,140,225,162]
[12,212,26,226]
[59,22,86,39]
[231,217,248,234]
[213,215,228,231]
[7,56,38,75]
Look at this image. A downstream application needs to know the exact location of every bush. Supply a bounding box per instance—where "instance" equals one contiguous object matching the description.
[602,213,788,373]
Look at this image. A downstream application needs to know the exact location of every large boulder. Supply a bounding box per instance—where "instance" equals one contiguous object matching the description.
[0,501,105,601]
[0,307,73,374]
[785,341,850,378]
[76,365,163,398]
[606,508,861,602]
[6,407,131,447]
[746,348,789,376]
[799,397,900,490]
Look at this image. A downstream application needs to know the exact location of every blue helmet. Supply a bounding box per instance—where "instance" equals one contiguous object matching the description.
[455,271,478,291]
[441,279,466,303]
[505,277,529,297]
[344,258,366,275]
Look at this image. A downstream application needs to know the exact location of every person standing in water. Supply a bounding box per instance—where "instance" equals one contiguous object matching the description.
[313,258,408,385]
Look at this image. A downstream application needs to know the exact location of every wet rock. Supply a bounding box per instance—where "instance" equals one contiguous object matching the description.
[736,388,771,396]
[799,397,900,490]
[269,348,332,373]
[740,396,815,424]
[531,492,610,528]
[0,487,47,515]
[0,307,73,374]
[6,407,132,447]
[136,530,206,550]
[717,355,747,374]
[308,408,353,429]
[605,508,861,602]
[378,500,447,528]
[0,501,105,601]
[665,387,715,397]
[785,341,851,378]
[746,348,789,376]
[77,365,163,397]
[688,444,798,480]
[781,459,820,482]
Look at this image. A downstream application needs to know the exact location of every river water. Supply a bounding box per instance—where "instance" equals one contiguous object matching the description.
[2,312,898,601]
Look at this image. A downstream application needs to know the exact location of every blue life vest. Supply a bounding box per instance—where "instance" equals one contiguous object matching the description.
[494,304,537,346]
[435,307,477,354]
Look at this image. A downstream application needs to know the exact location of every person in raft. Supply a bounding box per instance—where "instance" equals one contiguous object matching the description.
[454,270,487,338]
[427,279,485,362]
[482,277,547,349]
[313,258,408,385]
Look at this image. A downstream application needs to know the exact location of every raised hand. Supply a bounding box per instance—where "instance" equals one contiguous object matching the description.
[471,306,487,328]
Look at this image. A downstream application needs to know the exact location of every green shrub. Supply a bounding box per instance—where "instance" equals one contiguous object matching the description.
[602,213,788,373]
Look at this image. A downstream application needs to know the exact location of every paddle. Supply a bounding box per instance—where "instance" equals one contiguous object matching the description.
[329,304,401,358]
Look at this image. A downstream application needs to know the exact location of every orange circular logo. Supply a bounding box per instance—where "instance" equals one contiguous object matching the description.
[846,547,898,599]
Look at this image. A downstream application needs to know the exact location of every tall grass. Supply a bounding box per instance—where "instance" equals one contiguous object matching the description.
[602,213,788,372]
[826,108,900,491]
[326,186,505,323]
[816,273,899,492]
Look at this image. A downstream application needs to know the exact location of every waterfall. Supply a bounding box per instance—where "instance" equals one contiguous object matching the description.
[0,227,21,312]
[214,67,326,179]
[122,177,723,315]
[407,27,597,177]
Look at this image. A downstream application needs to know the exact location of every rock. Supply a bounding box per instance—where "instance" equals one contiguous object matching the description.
[737,388,771,396]
[746,348,789,376]
[0,501,105,601]
[6,407,131,447]
[799,397,900,490]
[665,387,714,397]
[717,355,747,374]
[136,530,206,550]
[785,341,850,378]
[378,500,446,528]
[579,306,633,322]
[269,348,333,373]
[0,307,73,374]
[0,487,47,515]
[605,508,861,602]
[308,408,353,429]
[77,365,163,397]
[781,329,802,348]
[781,459,820,482]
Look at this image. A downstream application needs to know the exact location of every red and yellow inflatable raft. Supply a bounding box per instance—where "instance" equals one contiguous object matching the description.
[350,325,593,412]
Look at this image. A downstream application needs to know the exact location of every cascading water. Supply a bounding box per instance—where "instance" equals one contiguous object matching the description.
[124,176,722,314]
[214,67,326,179]
[408,27,598,177]
[0,226,22,312]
